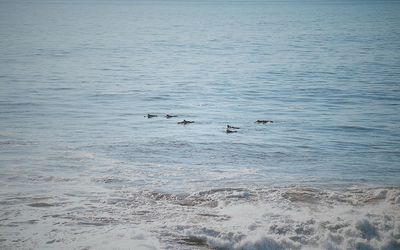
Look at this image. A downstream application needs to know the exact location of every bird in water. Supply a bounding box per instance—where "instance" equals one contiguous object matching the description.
[255,120,273,124]
[165,114,178,118]
[226,124,239,133]
[226,128,238,133]
[177,120,194,125]
[227,125,240,129]
[146,114,158,118]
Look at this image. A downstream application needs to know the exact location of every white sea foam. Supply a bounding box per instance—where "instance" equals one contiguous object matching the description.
[1,178,399,250]
[1,148,399,249]
[172,187,400,250]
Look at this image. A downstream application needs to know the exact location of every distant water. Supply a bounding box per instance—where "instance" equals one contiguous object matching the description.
[1,1,400,249]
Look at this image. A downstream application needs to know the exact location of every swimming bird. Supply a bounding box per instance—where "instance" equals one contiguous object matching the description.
[177,120,194,125]
[255,120,273,124]
[165,114,178,118]
[226,128,237,133]
[227,125,240,129]
[146,114,158,118]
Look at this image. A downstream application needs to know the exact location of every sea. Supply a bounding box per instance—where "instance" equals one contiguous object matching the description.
[0,0,399,249]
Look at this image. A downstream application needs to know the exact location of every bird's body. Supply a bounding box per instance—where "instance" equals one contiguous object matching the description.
[255,120,273,124]
[177,120,194,125]
[227,125,240,129]
[226,128,237,133]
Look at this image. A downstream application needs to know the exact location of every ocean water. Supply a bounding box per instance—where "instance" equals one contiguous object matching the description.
[1,0,400,249]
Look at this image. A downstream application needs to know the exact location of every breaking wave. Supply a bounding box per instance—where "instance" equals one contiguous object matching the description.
[165,187,400,250]
[1,183,399,249]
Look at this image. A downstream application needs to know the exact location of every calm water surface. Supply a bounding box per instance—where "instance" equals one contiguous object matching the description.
[1,1,400,249]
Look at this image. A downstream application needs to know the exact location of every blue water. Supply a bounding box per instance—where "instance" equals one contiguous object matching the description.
[2,0,399,190]
[0,0,400,248]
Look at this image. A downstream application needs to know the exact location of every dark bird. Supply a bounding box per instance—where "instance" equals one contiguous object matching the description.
[227,125,240,129]
[146,114,158,118]
[226,128,237,133]
[255,120,273,124]
[165,114,178,118]
[177,120,194,125]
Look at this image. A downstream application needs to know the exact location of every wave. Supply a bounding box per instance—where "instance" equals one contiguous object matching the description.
[2,186,399,250]
[168,187,400,250]
[136,186,400,249]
